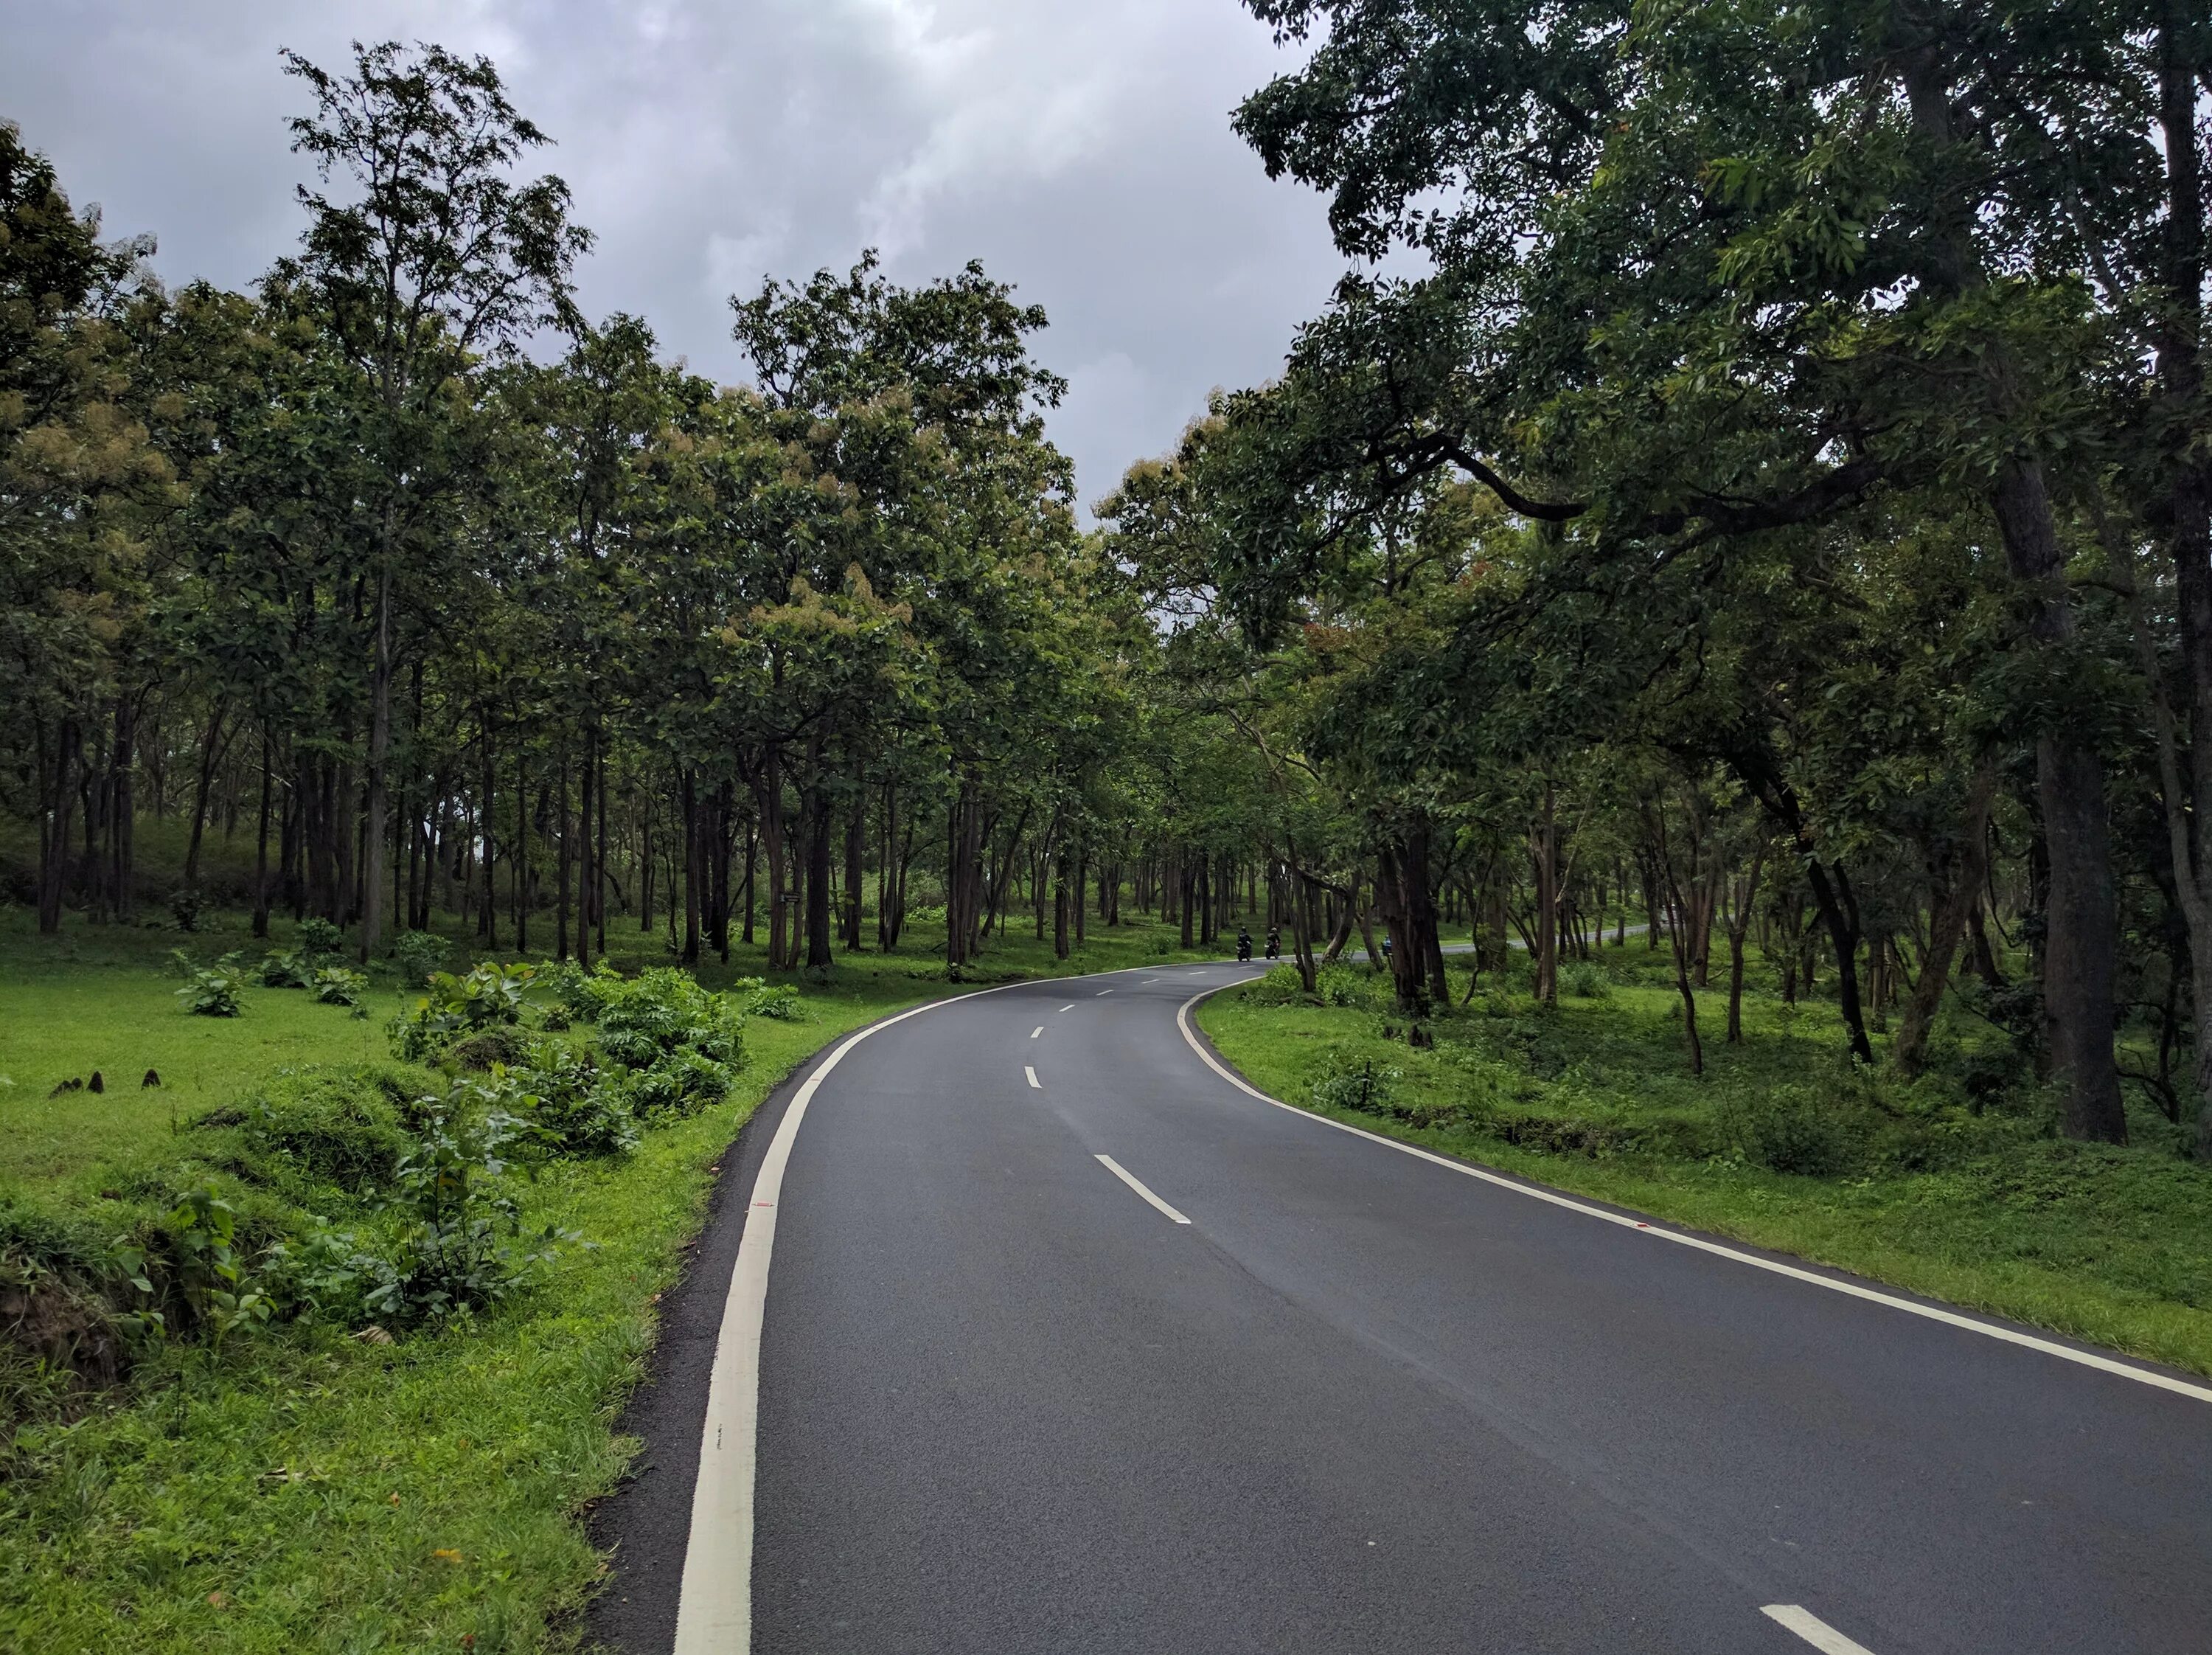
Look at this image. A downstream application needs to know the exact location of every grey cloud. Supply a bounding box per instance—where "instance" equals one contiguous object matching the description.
[3,0,1349,511]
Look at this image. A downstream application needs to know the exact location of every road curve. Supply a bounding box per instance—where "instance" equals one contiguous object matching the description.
[593,960,2212,1655]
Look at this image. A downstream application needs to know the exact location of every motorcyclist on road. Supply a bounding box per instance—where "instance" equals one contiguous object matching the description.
[1236,926,1253,962]
[1265,925,1280,960]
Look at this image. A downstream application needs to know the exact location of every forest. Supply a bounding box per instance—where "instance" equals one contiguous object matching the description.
[2,7,2209,1649]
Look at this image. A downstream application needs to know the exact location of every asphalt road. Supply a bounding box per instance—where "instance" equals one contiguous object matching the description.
[594,960,2212,1655]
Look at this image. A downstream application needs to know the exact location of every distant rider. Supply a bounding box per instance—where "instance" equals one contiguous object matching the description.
[1265,925,1281,960]
[1237,926,1253,961]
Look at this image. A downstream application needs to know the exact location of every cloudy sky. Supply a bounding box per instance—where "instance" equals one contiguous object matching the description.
[5,0,1351,511]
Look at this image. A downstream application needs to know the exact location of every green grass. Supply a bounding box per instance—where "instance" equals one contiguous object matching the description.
[1197,950,2212,1379]
[0,899,1225,1653]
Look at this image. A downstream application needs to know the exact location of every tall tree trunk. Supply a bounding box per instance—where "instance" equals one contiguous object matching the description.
[681,768,700,967]
[1531,785,1559,1006]
[806,780,835,971]
[1724,839,1770,1045]
[253,733,274,938]
[360,563,393,963]
[1993,461,2124,1142]
[1894,769,1997,1075]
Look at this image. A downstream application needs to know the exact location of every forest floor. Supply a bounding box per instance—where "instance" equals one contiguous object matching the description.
[1199,946,2212,1381]
[0,903,1216,1654]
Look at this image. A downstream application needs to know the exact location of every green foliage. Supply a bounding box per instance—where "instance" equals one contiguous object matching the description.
[290,1092,569,1330]
[392,930,451,990]
[593,967,744,1072]
[389,962,536,1061]
[1311,1055,1400,1117]
[166,889,206,933]
[294,918,344,958]
[257,948,315,988]
[611,1047,734,1121]
[499,1045,638,1159]
[1719,1085,1863,1177]
[200,1071,411,1196]
[1559,961,1611,1001]
[310,964,368,1012]
[732,976,804,1021]
[448,1027,529,1072]
[170,951,247,1017]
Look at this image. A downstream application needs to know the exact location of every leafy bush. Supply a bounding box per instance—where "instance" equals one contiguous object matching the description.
[1723,1085,1863,1176]
[1312,1057,1401,1117]
[288,1093,568,1330]
[311,964,368,1011]
[389,962,536,1061]
[117,1187,276,1348]
[172,951,248,1017]
[732,976,804,1021]
[501,1046,638,1158]
[295,917,344,957]
[167,887,206,933]
[1559,961,1612,1000]
[594,967,743,1072]
[393,930,451,990]
[613,1046,734,1120]
[1150,933,1174,956]
[258,948,315,988]
[1315,963,1374,1009]
[532,958,619,1030]
[1242,965,1310,1004]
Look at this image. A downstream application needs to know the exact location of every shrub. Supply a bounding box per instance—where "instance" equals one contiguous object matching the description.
[172,951,248,1017]
[258,948,315,988]
[1315,963,1373,1009]
[594,967,743,1072]
[119,1187,276,1348]
[168,887,206,933]
[1312,1057,1401,1117]
[288,1092,570,1330]
[1723,1085,1863,1176]
[1559,961,1611,1000]
[295,917,344,957]
[1150,933,1175,956]
[393,931,451,990]
[1242,964,1309,1005]
[732,977,804,1021]
[311,964,368,1011]
[501,1046,638,1159]
[389,962,535,1061]
[449,1027,529,1072]
[613,1047,734,1120]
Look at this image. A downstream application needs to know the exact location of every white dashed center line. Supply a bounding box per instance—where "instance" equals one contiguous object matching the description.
[1058,1004,1074,1012]
[1024,1066,1040,1089]
[1030,1027,1042,1038]
[1096,988,1113,996]
[1094,1155,1190,1224]
[1761,1606,1878,1654]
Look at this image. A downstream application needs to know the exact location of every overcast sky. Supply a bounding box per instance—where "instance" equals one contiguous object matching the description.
[4,0,1350,512]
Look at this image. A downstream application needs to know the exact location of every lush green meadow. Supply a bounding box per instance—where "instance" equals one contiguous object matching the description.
[1199,946,2212,1379]
[0,905,1213,1654]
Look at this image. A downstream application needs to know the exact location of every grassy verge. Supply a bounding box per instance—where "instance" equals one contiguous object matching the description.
[1197,951,2212,1379]
[0,904,1219,1653]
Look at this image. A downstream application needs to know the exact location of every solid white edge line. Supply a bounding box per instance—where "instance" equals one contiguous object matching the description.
[673,976,1044,1655]
[1096,1153,1192,1224]
[1173,988,2212,1408]
[1025,1065,1040,1089]
[1762,1604,1878,1654]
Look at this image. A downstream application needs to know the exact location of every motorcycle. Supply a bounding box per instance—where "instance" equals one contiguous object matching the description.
[1236,932,1253,962]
